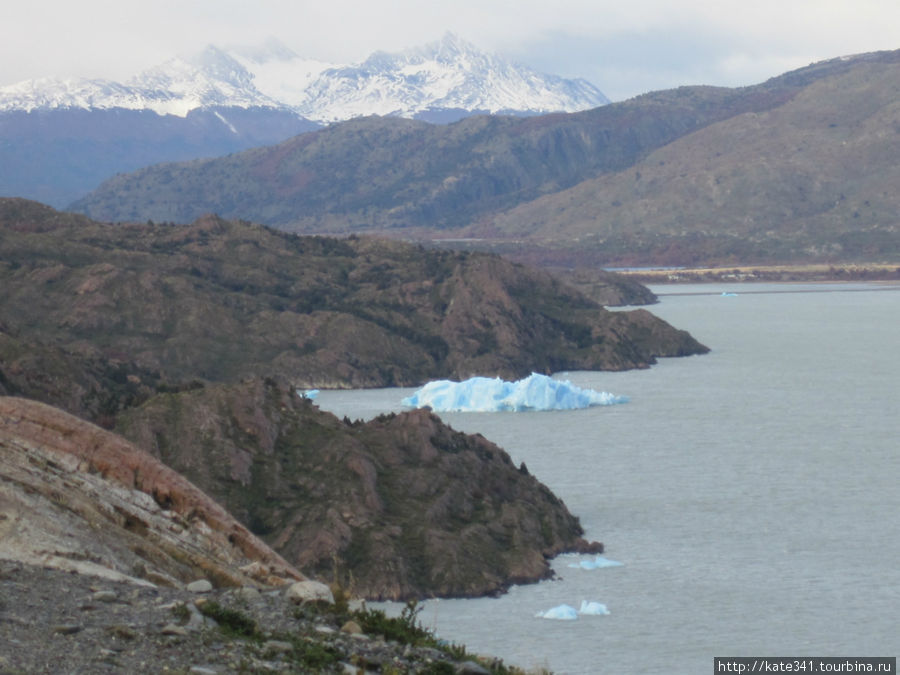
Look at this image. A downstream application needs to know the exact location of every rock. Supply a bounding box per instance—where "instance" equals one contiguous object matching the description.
[145,570,179,587]
[187,579,213,593]
[52,623,82,635]
[161,623,189,636]
[186,603,215,631]
[340,620,363,635]
[92,590,118,603]
[263,640,293,655]
[0,397,303,589]
[231,586,261,602]
[285,580,334,605]
[456,660,492,674]
[106,625,137,640]
[0,560,520,674]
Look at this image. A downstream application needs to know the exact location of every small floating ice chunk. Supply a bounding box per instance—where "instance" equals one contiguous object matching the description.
[721,292,738,297]
[401,373,628,413]
[567,555,624,570]
[578,600,610,616]
[301,389,319,399]
[535,604,579,620]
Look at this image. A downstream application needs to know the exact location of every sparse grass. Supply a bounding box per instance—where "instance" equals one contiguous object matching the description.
[169,602,190,624]
[197,600,260,640]
[353,599,438,648]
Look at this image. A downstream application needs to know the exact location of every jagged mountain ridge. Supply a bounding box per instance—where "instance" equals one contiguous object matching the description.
[281,33,608,123]
[0,34,608,208]
[0,34,608,122]
[0,47,285,118]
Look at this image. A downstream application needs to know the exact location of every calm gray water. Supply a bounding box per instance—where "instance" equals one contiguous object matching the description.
[313,282,900,674]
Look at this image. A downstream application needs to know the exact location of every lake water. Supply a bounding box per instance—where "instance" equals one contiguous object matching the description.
[313,282,900,674]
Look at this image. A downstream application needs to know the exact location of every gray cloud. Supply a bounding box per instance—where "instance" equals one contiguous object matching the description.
[1,0,897,100]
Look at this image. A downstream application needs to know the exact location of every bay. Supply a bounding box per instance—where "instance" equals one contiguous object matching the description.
[313,282,900,674]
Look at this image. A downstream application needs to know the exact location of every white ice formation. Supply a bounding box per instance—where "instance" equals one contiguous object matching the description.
[567,555,624,570]
[578,600,610,616]
[535,601,610,619]
[401,373,628,413]
[535,604,579,620]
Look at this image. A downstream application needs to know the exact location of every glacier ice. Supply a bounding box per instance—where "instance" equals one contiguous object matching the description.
[567,555,624,570]
[535,604,579,620]
[578,600,610,616]
[401,373,628,413]
[535,601,610,620]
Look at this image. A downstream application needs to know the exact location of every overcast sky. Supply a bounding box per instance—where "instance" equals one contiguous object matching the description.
[3,0,899,101]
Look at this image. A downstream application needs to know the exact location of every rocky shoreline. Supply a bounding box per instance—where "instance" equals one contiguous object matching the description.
[0,560,519,674]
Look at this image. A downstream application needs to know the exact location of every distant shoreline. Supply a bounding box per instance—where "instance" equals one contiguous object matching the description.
[613,262,900,284]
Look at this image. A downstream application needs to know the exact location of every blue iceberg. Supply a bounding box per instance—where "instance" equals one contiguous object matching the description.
[535,604,579,620]
[301,389,319,400]
[567,555,624,570]
[578,600,610,616]
[401,373,628,413]
[535,601,610,620]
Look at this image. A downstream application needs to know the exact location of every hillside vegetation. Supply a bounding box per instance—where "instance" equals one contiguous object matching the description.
[0,199,706,399]
[479,54,900,266]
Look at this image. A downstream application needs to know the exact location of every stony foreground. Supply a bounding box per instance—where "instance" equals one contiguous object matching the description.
[0,561,514,674]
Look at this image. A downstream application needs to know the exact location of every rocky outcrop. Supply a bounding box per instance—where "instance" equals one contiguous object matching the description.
[0,201,708,393]
[116,377,602,600]
[0,397,301,588]
[0,328,161,427]
[0,560,517,674]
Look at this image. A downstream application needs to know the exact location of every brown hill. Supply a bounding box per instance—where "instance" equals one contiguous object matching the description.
[69,50,900,267]
[0,396,301,588]
[476,53,900,266]
[0,199,707,397]
[115,377,602,600]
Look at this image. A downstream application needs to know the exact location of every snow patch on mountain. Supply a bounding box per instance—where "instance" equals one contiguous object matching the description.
[0,46,286,116]
[0,34,609,122]
[287,34,608,122]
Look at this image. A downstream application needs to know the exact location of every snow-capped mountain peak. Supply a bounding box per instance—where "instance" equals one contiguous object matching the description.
[0,35,608,122]
[290,32,608,122]
[227,36,300,65]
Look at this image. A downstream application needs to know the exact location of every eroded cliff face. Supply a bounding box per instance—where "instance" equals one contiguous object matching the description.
[117,378,601,600]
[0,397,301,588]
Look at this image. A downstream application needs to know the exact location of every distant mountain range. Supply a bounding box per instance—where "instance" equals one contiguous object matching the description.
[72,49,900,267]
[0,35,607,208]
[0,34,608,122]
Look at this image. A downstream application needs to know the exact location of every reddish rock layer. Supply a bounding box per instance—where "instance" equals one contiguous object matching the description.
[0,396,302,587]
